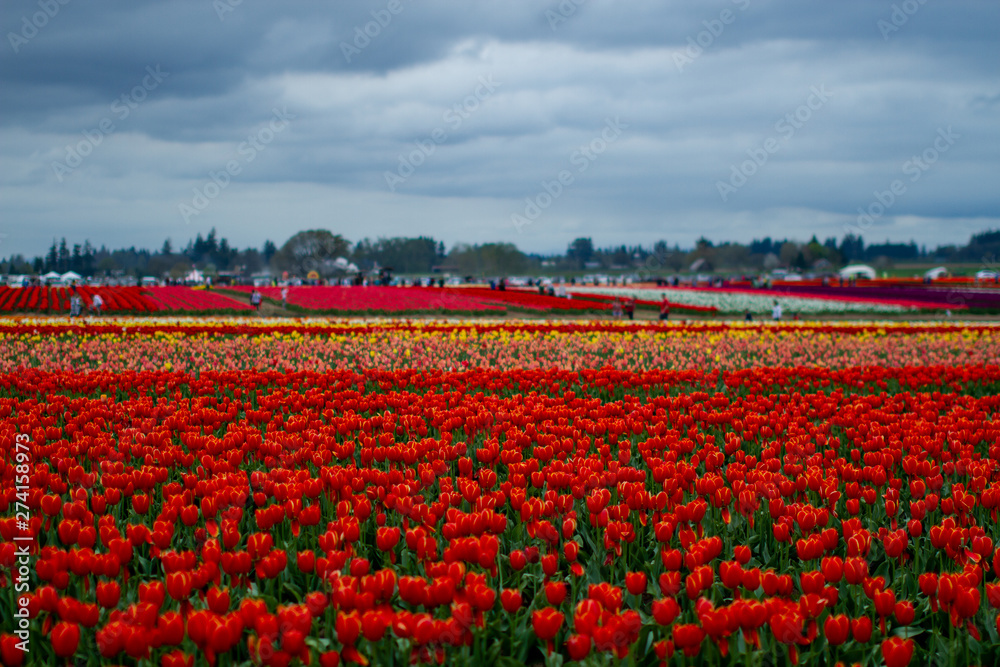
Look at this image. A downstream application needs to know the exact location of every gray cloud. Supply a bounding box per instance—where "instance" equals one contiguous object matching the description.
[1,0,998,256]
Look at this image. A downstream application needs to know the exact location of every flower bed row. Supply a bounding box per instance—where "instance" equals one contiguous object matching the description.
[0,287,251,315]
[2,364,1000,665]
[571,286,956,315]
[562,290,719,314]
[1,318,998,374]
[142,287,252,313]
[227,286,505,314]
[0,286,156,314]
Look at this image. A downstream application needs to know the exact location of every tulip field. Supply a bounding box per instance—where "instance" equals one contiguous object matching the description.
[2,319,1000,666]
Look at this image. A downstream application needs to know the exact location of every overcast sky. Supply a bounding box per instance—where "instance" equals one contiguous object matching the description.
[1,0,998,256]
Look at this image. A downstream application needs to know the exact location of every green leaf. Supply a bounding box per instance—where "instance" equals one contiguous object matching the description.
[892,627,923,638]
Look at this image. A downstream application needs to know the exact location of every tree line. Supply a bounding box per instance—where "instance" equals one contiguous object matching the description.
[1,228,996,279]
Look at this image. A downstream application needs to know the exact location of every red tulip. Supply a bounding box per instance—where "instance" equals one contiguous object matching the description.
[625,571,647,595]
[986,583,1000,610]
[673,624,705,657]
[742,568,761,591]
[51,622,81,658]
[161,650,195,667]
[733,545,751,564]
[544,581,568,606]
[541,553,558,577]
[652,598,680,626]
[874,588,896,618]
[207,587,230,614]
[283,629,306,655]
[335,612,361,646]
[881,637,914,667]
[565,634,591,660]
[500,589,522,613]
[320,651,341,667]
[297,550,316,573]
[659,571,681,597]
[823,614,849,646]
[850,616,872,643]
[130,494,150,515]
[0,635,25,667]
[894,601,915,626]
[843,557,868,585]
[820,556,843,584]
[95,580,120,608]
[532,608,564,641]
[955,587,980,619]
[719,561,743,589]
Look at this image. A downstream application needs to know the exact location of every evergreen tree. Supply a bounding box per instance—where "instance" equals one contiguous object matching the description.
[262,240,277,264]
[46,240,57,272]
[57,238,70,272]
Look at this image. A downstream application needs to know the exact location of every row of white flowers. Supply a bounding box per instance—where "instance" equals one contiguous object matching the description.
[569,286,916,314]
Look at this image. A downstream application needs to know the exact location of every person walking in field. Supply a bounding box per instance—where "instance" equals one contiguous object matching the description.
[611,298,622,319]
[281,285,289,309]
[772,300,782,321]
[89,293,104,316]
[624,297,635,321]
[250,288,262,312]
[659,294,670,321]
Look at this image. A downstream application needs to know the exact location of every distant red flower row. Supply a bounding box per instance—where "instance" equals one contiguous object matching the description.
[0,286,249,314]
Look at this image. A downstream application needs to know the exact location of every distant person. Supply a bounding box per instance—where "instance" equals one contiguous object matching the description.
[772,300,782,321]
[624,297,635,321]
[250,289,262,312]
[281,285,289,308]
[89,293,104,316]
[659,295,670,321]
[744,310,753,322]
[612,298,623,319]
